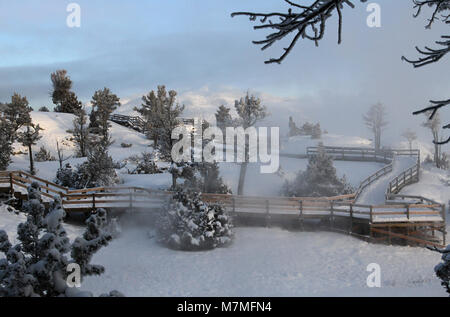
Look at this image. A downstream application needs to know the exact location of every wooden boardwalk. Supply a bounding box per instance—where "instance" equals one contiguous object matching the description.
[0,147,446,248]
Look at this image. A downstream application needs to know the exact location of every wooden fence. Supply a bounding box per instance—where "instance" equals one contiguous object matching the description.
[110,114,146,133]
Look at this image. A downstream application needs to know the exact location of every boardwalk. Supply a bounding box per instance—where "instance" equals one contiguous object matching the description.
[0,146,446,248]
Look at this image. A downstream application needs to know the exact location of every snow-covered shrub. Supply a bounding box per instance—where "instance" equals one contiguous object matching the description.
[127,152,160,175]
[282,144,354,197]
[121,143,132,148]
[55,163,76,187]
[38,106,50,112]
[433,246,450,295]
[157,190,233,251]
[0,183,121,297]
[55,139,118,189]
[34,146,56,162]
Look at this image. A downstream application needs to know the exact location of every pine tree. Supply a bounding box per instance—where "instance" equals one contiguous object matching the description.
[135,86,185,153]
[157,189,233,251]
[282,144,354,197]
[74,134,118,188]
[0,117,13,170]
[215,105,232,131]
[89,88,121,138]
[0,183,120,297]
[4,93,32,141]
[71,209,113,278]
[51,70,82,114]
[68,108,91,157]
[234,93,267,195]
[17,123,43,175]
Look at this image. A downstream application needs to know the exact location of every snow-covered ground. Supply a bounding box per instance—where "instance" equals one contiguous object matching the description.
[0,205,445,297]
[2,112,449,297]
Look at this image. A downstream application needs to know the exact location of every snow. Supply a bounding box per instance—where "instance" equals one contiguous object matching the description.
[2,112,449,297]
[77,225,445,297]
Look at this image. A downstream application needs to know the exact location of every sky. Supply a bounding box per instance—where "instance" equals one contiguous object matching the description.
[0,0,449,142]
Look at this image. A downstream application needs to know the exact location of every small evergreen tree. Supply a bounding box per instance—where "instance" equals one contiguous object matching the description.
[282,144,354,197]
[429,246,450,295]
[0,117,13,170]
[51,70,82,114]
[135,85,185,154]
[73,134,118,188]
[35,146,55,162]
[4,93,32,141]
[17,123,43,175]
[157,190,233,251]
[89,88,121,138]
[0,183,121,297]
[38,106,50,112]
[68,108,91,157]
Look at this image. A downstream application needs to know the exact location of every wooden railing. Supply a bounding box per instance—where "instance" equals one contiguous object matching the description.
[305,147,420,203]
[109,114,146,133]
[386,159,420,198]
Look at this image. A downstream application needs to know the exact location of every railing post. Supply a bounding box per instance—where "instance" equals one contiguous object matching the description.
[265,200,270,228]
[330,201,334,229]
[9,172,14,196]
[129,191,133,213]
[232,197,236,214]
[406,204,410,220]
[92,193,96,210]
[370,206,373,224]
[299,200,304,230]
[349,203,353,234]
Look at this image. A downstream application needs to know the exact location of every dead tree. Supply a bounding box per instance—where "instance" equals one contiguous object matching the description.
[231,0,367,64]
[363,103,388,151]
[232,0,450,143]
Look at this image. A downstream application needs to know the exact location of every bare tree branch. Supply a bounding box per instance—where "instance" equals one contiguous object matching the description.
[231,0,366,64]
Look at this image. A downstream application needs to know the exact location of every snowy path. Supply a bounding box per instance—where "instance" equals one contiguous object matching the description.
[357,156,417,205]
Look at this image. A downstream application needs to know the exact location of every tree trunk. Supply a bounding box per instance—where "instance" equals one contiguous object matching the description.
[172,173,177,190]
[28,145,34,175]
[237,162,248,195]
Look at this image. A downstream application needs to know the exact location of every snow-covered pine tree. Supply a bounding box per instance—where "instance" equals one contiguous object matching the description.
[51,70,82,114]
[68,108,92,157]
[157,189,233,251]
[89,88,121,138]
[34,146,55,162]
[0,117,13,170]
[0,183,121,297]
[135,86,185,155]
[17,122,43,175]
[128,152,160,175]
[215,105,232,137]
[282,144,354,197]
[3,93,32,142]
[73,133,118,188]
[430,246,450,295]
[71,208,113,278]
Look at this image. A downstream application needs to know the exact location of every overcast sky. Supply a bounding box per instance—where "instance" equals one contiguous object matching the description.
[0,0,449,142]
